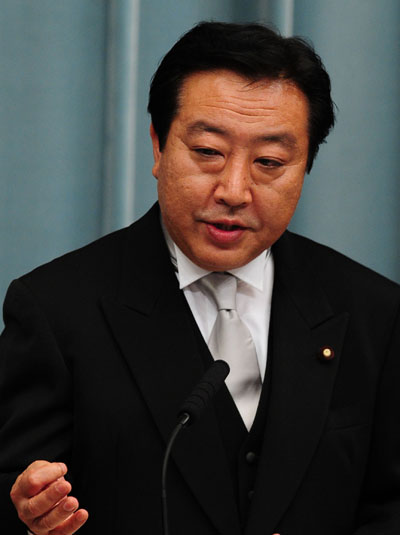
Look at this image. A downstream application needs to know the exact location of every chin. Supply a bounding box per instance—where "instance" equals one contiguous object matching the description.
[193,253,249,272]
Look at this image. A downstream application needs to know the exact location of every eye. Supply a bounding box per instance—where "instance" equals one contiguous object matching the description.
[255,158,283,168]
[194,148,221,157]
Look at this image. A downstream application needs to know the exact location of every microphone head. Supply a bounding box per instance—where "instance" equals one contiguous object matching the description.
[178,360,230,426]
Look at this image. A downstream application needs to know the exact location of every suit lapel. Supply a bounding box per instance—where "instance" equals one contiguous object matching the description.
[101,205,241,535]
[246,232,349,535]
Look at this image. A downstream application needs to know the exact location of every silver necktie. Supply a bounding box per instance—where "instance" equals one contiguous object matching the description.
[201,272,261,430]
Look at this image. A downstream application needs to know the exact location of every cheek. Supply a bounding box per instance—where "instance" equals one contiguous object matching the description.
[157,174,198,229]
[256,178,303,228]
[276,170,304,204]
[279,181,303,214]
[159,178,193,209]
[160,171,211,210]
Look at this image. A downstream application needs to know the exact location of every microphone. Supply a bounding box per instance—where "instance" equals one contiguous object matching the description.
[177,359,230,426]
[162,360,230,535]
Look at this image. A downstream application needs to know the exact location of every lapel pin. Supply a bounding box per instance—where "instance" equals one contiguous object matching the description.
[319,346,335,361]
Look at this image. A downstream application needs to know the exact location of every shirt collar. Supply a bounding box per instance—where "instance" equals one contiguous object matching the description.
[161,217,269,291]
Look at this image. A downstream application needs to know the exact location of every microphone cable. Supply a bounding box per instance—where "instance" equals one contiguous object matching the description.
[161,360,230,535]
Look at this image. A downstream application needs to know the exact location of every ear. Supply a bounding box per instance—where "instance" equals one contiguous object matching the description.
[150,123,161,179]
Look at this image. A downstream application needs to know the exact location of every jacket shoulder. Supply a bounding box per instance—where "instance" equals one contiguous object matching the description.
[18,225,130,297]
[285,231,400,304]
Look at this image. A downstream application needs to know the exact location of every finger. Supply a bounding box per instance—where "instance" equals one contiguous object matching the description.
[22,478,72,521]
[50,509,89,535]
[20,462,68,498]
[31,496,79,533]
[11,461,49,503]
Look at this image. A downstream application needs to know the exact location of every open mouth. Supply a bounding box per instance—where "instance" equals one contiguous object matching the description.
[205,221,247,243]
[212,223,244,231]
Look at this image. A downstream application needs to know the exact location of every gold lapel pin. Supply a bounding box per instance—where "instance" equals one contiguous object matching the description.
[319,346,335,361]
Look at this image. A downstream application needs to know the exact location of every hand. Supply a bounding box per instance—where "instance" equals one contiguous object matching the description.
[10,460,88,534]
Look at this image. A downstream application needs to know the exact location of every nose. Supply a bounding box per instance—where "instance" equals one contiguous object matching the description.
[213,157,252,207]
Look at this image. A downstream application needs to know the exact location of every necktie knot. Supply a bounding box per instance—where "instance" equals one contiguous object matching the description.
[201,272,237,311]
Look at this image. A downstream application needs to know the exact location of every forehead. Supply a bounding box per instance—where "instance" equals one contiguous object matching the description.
[175,70,309,134]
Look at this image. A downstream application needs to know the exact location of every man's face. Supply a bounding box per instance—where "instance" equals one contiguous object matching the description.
[151,70,309,271]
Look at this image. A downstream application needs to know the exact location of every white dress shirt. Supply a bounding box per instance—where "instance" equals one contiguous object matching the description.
[162,224,274,381]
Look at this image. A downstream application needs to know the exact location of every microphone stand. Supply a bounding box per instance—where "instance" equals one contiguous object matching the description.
[161,413,189,535]
[161,360,229,535]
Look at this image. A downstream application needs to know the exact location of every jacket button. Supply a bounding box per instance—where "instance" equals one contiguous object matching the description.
[319,346,335,361]
[245,451,257,464]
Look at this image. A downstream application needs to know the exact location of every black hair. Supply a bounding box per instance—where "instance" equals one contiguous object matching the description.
[148,21,335,172]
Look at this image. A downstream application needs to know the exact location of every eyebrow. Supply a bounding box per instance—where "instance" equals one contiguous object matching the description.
[258,133,298,149]
[187,121,226,136]
[186,121,298,149]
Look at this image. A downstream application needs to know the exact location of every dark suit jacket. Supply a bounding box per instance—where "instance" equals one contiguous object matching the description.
[1,204,400,534]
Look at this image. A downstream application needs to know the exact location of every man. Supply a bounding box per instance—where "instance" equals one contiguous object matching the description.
[1,22,399,535]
